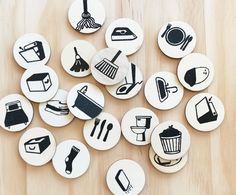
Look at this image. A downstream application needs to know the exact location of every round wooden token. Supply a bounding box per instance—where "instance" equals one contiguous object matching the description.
[185,93,225,131]
[158,21,196,58]
[68,0,105,34]
[13,33,51,69]
[0,94,33,132]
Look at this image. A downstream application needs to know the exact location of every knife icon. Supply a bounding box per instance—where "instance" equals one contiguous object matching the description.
[97,119,106,139]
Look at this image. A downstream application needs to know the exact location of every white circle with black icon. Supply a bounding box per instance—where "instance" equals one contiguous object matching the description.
[18,127,56,166]
[83,112,121,150]
[39,89,74,127]
[151,121,191,160]
[158,21,196,58]
[106,159,145,195]
[106,63,143,99]
[0,94,33,132]
[105,18,144,55]
[145,71,184,110]
[61,40,96,77]
[52,140,90,179]
[13,33,51,69]
[68,0,105,34]
[91,48,130,85]
[178,53,214,91]
[67,83,105,120]
[121,107,159,146]
[185,93,225,132]
[20,65,59,103]
[149,146,188,174]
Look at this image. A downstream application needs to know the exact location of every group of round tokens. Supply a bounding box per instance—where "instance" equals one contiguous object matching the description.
[0,0,225,194]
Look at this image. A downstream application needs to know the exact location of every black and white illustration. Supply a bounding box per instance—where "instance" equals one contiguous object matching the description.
[121,107,159,145]
[67,83,104,120]
[106,63,143,100]
[106,159,145,195]
[177,53,214,91]
[83,112,121,150]
[149,147,188,173]
[68,0,105,34]
[145,71,184,110]
[13,33,51,69]
[0,94,33,132]
[52,140,90,179]
[155,76,178,103]
[91,48,130,85]
[151,121,190,160]
[20,65,59,103]
[115,169,133,193]
[65,146,80,174]
[19,127,56,166]
[39,89,74,127]
[105,18,144,55]
[158,21,196,58]
[185,93,225,132]
[61,40,96,77]
[24,136,51,154]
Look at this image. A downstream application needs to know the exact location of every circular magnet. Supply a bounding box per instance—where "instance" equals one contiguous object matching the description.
[13,33,51,69]
[52,140,90,179]
[67,82,105,120]
[151,121,191,160]
[20,65,59,103]
[61,40,97,77]
[149,146,188,173]
[39,89,74,127]
[18,127,56,166]
[185,93,225,132]
[106,159,145,195]
[105,63,143,99]
[83,112,121,150]
[68,0,105,34]
[177,53,214,91]
[144,71,184,110]
[158,21,196,58]
[0,94,33,132]
[105,18,144,55]
[121,107,159,146]
[91,48,130,85]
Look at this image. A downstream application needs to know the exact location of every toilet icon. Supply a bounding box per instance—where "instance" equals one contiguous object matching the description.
[130,116,152,141]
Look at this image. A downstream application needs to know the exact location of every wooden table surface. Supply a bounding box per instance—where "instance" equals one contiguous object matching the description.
[0,0,235,194]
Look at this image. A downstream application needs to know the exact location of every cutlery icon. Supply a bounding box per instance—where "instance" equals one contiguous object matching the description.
[103,123,113,142]
[97,119,107,139]
[90,118,100,137]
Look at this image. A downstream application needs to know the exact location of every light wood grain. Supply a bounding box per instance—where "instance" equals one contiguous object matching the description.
[0,0,236,194]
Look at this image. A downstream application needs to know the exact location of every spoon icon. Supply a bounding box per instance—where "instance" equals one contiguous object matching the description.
[103,123,113,142]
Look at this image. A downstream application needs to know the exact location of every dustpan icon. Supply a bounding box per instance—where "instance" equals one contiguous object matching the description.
[155,77,178,102]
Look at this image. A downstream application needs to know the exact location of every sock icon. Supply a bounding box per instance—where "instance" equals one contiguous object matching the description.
[65,146,80,174]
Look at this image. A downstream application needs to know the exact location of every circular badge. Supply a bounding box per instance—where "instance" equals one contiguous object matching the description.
[83,112,121,150]
[121,107,159,145]
[68,0,105,34]
[177,53,214,91]
[105,18,144,55]
[145,71,184,110]
[91,48,130,85]
[151,121,191,160]
[158,21,196,58]
[106,63,143,99]
[0,94,33,132]
[39,89,74,127]
[61,40,96,77]
[13,33,51,69]
[52,140,90,179]
[67,83,105,120]
[20,65,59,103]
[149,146,188,173]
[185,93,225,132]
[19,127,56,166]
[106,159,145,195]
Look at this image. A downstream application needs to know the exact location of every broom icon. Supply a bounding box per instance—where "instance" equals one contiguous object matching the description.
[76,0,101,31]
[70,47,89,72]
